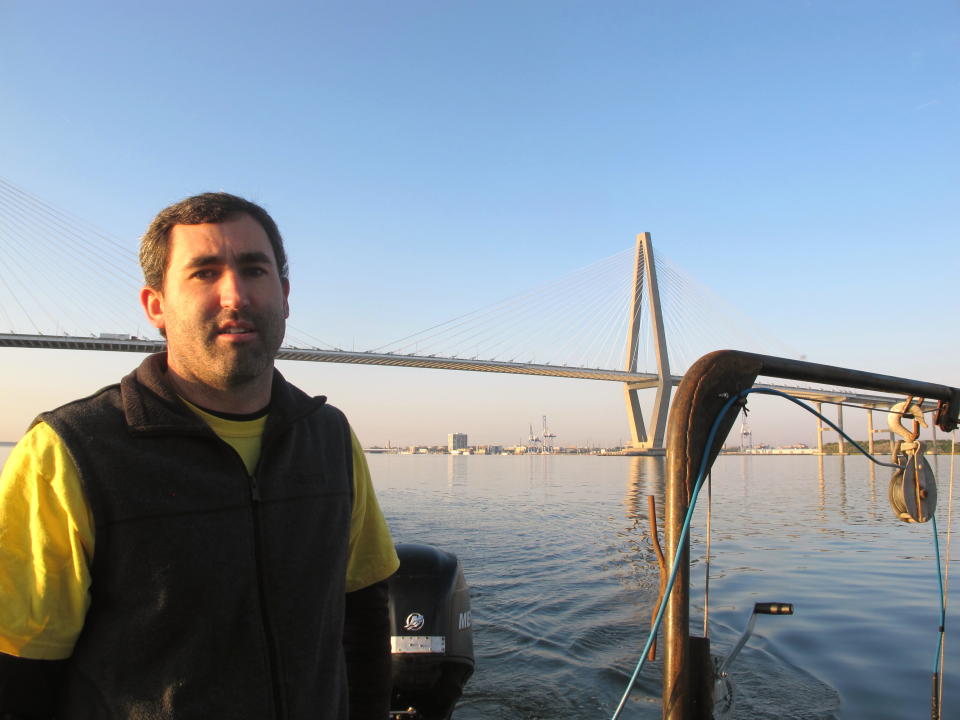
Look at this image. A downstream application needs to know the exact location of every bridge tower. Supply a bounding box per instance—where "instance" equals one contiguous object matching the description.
[623,233,673,452]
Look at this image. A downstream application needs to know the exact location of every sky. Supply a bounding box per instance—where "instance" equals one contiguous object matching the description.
[0,0,957,447]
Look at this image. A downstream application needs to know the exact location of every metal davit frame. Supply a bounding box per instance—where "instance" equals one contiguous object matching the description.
[662,350,960,720]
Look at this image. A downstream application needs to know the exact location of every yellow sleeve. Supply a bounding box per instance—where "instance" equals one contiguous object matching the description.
[344,429,399,593]
[0,422,94,659]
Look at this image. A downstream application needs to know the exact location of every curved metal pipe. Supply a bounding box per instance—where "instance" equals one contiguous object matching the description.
[661,350,959,720]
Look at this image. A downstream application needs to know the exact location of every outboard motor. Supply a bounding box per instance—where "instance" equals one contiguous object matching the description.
[388,543,474,720]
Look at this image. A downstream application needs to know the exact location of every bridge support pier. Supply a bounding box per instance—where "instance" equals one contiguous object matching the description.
[816,402,824,454]
[837,404,845,455]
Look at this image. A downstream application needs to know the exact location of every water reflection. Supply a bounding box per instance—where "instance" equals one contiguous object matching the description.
[618,455,668,592]
[817,455,825,515]
[526,453,553,487]
[446,454,468,488]
[865,461,886,522]
[837,454,848,522]
[368,453,956,718]
[815,455,850,521]
[738,456,750,500]
[624,455,666,515]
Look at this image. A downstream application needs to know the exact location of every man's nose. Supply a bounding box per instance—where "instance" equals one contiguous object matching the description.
[218,270,250,309]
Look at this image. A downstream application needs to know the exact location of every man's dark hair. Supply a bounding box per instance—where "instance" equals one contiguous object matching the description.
[139,192,289,290]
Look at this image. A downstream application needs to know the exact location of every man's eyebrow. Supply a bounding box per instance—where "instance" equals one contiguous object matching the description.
[236,251,274,266]
[184,251,275,268]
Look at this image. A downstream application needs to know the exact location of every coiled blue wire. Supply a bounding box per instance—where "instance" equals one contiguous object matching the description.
[610,387,944,718]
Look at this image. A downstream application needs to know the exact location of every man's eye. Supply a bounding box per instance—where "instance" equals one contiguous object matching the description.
[244,267,268,277]
[192,269,217,280]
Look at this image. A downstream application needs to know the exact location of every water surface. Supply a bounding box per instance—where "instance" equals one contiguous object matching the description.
[3,446,957,718]
[373,453,960,719]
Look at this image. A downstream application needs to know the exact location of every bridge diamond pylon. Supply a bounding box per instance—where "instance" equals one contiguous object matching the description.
[623,233,674,453]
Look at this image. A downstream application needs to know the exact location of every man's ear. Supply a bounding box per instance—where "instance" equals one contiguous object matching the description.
[140,286,166,331]
[282,278,290,319]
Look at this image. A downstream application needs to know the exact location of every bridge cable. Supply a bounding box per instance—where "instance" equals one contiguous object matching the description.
[0,200,140,333]
[371,248,636,369]
[457,250,629,365]
[0,175,801,372]
[0,188,139,286]
[370,248,629,353]
[0,179,143,334]
[0,179,140,283]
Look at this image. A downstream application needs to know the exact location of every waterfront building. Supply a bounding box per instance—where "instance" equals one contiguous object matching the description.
[448,432,468,453]
[476,445,503,455]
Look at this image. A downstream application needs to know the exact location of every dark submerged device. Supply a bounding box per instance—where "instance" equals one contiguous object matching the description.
[388,543,474,720]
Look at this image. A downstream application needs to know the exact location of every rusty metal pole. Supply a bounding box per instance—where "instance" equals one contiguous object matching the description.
[663,448,692,719]
[660,350,959,720]
[663,352,760,719]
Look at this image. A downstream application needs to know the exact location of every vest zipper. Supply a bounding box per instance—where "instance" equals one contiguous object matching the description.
[248,466,287,719]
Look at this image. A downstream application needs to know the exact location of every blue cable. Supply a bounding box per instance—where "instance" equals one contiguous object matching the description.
[747,388,902,469]
[610,387,940,718]
[932,514,946,675]
[610,390,741,719]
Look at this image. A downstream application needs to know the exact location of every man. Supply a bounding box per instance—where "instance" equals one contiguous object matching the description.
[0,193,399,719]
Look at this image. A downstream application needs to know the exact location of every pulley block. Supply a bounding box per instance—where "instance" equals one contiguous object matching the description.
[888,455,937,523]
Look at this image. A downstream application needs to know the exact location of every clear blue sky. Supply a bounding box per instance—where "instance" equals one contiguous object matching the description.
[1,1,957,446]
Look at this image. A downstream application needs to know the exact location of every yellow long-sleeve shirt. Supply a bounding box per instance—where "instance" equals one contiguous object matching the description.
[0,410,398,660]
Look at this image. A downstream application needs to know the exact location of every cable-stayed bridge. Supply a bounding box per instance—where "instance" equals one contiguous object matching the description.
[0,178,923,451]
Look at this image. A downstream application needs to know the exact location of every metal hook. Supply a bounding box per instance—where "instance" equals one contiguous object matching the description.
[888,397,928,459]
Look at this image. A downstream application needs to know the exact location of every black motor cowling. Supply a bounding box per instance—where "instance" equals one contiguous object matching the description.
[388,543,474,720]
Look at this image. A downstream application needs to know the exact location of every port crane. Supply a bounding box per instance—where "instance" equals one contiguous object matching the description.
[527,415,557,453]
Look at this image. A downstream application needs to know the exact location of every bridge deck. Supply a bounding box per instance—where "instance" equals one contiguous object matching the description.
[0,333,916,410]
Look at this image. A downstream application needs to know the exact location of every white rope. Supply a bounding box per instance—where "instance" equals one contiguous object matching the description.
[939,430,957,709]
[704,469,713,637]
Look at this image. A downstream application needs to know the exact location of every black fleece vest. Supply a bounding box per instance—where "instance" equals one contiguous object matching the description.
[39,354,354,720]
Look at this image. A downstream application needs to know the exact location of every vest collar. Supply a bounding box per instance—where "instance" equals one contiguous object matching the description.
[123,353,327,434]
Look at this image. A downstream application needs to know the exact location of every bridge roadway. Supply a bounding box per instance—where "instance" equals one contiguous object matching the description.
[0,332,917,411]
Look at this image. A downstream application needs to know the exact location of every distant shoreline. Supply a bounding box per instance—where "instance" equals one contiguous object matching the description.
[0,441,15,447]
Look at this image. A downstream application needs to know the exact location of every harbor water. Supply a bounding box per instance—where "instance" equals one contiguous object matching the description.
[373,452,960,719]
[4,446,958,718]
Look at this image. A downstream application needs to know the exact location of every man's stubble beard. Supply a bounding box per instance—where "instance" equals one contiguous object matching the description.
[166,310,286,392]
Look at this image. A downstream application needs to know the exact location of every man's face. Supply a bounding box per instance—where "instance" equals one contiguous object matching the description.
[140,214,290,393]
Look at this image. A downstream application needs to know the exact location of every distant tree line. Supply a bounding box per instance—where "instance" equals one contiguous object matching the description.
[821,439,958,455]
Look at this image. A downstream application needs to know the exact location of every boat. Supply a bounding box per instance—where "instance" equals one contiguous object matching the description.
[386,350,960,719]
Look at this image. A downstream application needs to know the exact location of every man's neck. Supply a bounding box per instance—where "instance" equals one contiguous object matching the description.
[164,368,274,415]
